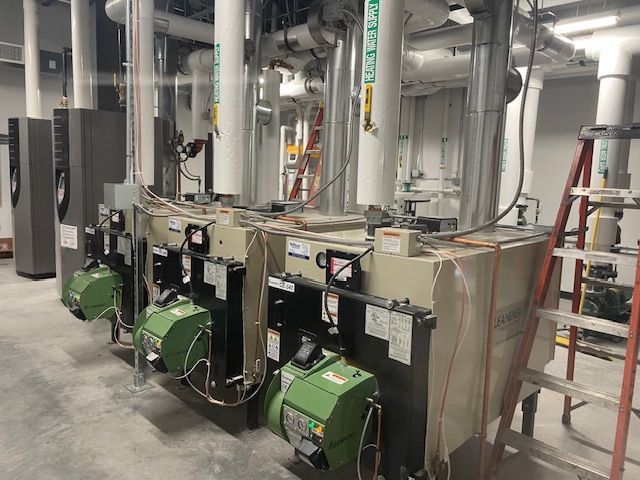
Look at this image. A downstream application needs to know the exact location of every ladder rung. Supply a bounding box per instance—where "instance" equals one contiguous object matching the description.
[306,149,321,154]
[519,368,620,412]
[538,307,629,338]
[501,430,610,480]
[571,187,640,199]
[582,276,634,291]
[553,248,638,266]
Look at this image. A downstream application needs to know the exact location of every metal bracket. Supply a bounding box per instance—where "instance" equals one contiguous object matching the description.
[579,124,640,140]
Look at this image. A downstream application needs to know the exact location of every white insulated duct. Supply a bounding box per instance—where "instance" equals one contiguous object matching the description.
[105,0,214,44]
[136,0,155,185]
[357,0,405,206]
[213,0,245,196]
[186,50,214,142]
[71,0,94,109]
[499,68,544,225]
[258,69,281,203]
[404,0,450,34]
[23,0,42,118]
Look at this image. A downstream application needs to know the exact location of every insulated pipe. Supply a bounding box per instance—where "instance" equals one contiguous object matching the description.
[71,0,94,109]
[320,30,353,215]
[357,0,405,207]
[459,0,514,229]
[280,75,324,99]
[499,68,544,225]
[185,49,213,142]
[105,0,214,44]
[213,0,245,196]
[242,0,263,205]
[404,0,450,34]
[137,0,155,185]
[258,69,281,203]
[23,0,42,118]
[262,23,336,58]
[279,125,295,199]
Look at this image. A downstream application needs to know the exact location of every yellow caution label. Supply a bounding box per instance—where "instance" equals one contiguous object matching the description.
[363,84,374,132]
[213,104,219,129]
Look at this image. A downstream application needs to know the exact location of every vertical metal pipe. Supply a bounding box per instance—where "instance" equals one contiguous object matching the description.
[242,0,262,205]
[125,0,134,183]
[71,0,95,109]
[319,29,353,216]
[459,0,514,229]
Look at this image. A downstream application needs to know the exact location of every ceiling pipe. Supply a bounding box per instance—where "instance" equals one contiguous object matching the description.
[71,0,94,109]
[105,0,214,44]
[213,0,245,197]
[262,22,336,58]
[459,0,514,229]
[23,0,42,118]
[357,0,405,207]
[499,67,544,226]
[404,0,450,34]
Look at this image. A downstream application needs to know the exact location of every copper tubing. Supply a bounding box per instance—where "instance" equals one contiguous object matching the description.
[275,215,308,230]
[451,238,502,480]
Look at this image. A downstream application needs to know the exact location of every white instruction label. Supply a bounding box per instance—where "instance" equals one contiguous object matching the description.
[85,226,95,235]
[171,308,186,317]
[124,240,132,266]
[60,224,78,250]
[330,257,352,281]
[152,284,161,301]
[204,261,217,286]
[388,311,413,365]
[168,218,181,233]
[152,246,168,257]
[288,240,310,260]
[268,276,295,293]
[103,232,110,255]
[218,209,230,226]
[382,231,402,254]
[281,370,295,393]
[215,263,227,300]
[182,254,192,276]
[117,236,127,255]
[322,371,349,385]
[99,205,110,217]
[267,328,281,362]
[365,304,390,340]
[321,292,339,324]
[191,229,203,245]
[112,212,120,224]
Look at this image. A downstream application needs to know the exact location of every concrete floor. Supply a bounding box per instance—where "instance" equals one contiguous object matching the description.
[0,258,639,480]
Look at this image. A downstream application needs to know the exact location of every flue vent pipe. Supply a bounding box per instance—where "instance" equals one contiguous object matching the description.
[136,0,155,185]
[257,68,281,203]
[23,0,42,118]
[458,0,514,229]
[404,0,450,34]
[71,0,94,109]
[106,0,214,44]
[499,67,544,225]
[213,0,245,197]
[357,0,405,207]
[186,50,213,142]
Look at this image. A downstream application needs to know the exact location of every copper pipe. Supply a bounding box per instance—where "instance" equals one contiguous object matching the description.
[275,215,308,230]
[451,238,502,480]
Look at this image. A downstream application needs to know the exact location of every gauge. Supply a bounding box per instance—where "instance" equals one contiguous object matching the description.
[315,251,327,269]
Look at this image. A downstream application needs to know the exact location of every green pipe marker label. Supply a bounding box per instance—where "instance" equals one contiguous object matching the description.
[502,138,508,172]
[364,0,380,85]
[213,43,221,104]
[598,139,609,174]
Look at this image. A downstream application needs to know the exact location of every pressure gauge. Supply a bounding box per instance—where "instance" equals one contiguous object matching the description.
[315,251,327,269]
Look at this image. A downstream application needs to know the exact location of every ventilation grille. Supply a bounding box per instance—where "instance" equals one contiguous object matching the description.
[0,42,24,65]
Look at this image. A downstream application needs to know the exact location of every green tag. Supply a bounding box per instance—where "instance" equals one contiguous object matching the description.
[502,138,508,172]
[598,139,609,174]
[213,43,221,104]
[363,0,380,84]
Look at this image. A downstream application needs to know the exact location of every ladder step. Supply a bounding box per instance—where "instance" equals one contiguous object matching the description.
[571,187,640,199]
[519,368,620,412]
[553,247,638,266]
[582,276,634,291]
[501,430,610,480]
[537,307,629,338]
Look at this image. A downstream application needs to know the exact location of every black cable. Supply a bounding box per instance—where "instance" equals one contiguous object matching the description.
[323,246,374,358]
[179,220,216,300]
[98,210,120,229]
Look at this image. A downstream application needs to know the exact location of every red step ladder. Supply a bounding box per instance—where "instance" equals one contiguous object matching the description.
[288,107,323,201]
[488,124,640,480]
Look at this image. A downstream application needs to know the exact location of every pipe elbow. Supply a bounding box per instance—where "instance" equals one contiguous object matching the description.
[105,0,125,24]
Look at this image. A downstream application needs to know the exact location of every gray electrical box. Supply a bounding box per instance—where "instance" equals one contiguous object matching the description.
[8,117,56,278]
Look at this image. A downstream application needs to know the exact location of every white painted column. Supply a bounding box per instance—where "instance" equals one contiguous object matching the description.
[23,0,42,118]
[136,0,155,185]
